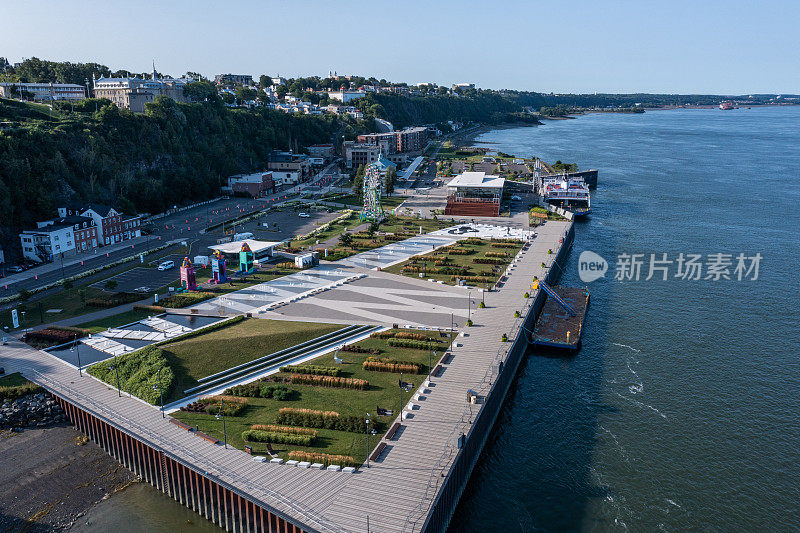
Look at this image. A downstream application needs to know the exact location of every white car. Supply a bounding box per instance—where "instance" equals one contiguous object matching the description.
[299,212,310,218]
[157,260,175,271]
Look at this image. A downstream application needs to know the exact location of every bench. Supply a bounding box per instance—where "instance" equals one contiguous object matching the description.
[195,431,220,445]
[369,442,387,462]
[169,418,194,432]
[385,422,401,441]
[442,352,453,364]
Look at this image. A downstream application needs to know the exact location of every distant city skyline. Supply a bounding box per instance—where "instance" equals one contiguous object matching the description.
[3,0,799,94]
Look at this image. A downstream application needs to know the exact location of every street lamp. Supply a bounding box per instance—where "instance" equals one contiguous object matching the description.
[215,397,227,449]
[467,290,471,322]
[72,334,82,376]
[365,413,371,468]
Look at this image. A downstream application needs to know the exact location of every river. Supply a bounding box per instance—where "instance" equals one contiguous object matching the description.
[449,107,800,532]
[72,107,800,532]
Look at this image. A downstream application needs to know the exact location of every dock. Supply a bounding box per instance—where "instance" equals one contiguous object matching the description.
[531,286,589,350]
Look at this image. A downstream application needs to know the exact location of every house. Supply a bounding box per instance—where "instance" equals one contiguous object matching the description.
[307,144,334,160]
[224,172,276,197]
[19,215,98,263]
[444,172,505,217]
[58,204,141,246]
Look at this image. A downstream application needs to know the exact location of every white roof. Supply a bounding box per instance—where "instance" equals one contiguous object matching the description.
[209,239,281,254]
[447,171,505,189]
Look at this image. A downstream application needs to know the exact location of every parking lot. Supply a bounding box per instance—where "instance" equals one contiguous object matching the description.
[89,266,180,293]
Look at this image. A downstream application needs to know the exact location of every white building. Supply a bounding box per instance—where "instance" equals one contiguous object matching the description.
[19,215,98,262]
[0,82,85,101]
[329,90,366,103]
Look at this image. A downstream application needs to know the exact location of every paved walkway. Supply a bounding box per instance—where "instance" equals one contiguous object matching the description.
[0,220,572,533]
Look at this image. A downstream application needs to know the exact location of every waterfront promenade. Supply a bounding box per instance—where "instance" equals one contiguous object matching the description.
[0,220,571,533]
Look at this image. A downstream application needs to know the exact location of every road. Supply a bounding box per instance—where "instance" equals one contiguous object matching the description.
[0,160,342,298]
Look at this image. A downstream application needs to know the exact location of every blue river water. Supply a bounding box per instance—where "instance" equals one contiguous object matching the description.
[448,107,800,532]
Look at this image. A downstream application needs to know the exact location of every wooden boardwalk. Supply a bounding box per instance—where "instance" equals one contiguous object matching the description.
[0,221,572,533]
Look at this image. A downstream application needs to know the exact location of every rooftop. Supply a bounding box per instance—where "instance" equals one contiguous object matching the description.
[447,171,506,189]
[209,239,282,255]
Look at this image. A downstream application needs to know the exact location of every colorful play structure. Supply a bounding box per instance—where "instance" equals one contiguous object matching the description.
[179,257,197,291]
[238,242,254,275]
[360,161,385,222]
[210,249,227,284]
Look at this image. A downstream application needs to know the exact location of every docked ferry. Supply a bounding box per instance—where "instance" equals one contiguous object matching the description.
[541,174,591,217]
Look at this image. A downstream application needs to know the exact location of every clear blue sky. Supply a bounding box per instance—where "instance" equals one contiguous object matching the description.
[3,0,799,94]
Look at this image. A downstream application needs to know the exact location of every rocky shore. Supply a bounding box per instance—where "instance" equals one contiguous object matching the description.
[0,392,67,429]
[0,394,136,532]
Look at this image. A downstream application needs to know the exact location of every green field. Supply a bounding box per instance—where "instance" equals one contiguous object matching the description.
[161,318,344,402]
[383,238,524,287]
[173,329,454,464]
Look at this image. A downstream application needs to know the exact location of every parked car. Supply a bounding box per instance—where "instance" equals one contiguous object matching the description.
[7,265,25,273]
[298,212,310,218]
[157,260,175,271]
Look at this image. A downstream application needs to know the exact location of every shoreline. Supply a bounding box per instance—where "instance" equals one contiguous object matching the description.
[0,424,137,531]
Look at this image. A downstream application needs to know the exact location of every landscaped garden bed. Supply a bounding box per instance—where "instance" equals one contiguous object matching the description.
[172,328,456,465]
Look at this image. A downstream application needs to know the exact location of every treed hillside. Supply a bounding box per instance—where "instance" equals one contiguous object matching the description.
[0,97,341,244]
[367,92,543,128]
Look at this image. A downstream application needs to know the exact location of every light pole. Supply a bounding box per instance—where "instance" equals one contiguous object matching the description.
[365,413,371,468]
[216,397,227,449]
[399,373,404,421]
[73,334,82,376]
[467,290,471,322]
[112,353,121,397]
[157,366,164,418]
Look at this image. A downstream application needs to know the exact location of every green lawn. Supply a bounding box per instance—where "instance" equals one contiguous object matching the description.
[289,211,364,248]
[173,329,455,464]
[161,318,345,402]
[383,238,524,286]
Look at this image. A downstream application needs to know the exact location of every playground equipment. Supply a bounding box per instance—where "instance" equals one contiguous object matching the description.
[179,257,197,291]
[532,279,576,316]
[238,242,254,275]
[211,249,227,284]
[360,161,385,222]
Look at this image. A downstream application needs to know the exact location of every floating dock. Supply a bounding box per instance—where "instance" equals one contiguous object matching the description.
[531,285,589,350]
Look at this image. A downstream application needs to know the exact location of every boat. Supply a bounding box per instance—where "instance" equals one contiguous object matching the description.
[540,173,591,217]
[719,101,735,110]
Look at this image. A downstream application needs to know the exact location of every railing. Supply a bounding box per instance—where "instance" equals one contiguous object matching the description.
[31,370,348,533]
[403,224,573,533]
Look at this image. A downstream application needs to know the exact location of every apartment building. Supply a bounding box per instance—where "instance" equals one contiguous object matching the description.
[58,204,141,246]
[20,215,98,262]
[0,82,85,101]
[214,74,254,86]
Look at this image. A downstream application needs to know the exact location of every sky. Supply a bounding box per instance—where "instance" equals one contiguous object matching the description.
[2,0,799,94]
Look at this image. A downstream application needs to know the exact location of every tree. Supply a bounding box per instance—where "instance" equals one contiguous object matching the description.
[259,75,273,89]
[235,86,258,103]
[384,166,397,195]
[352,164,365,194]
[339,232,353,248]
[220,92,235,105]
[183,81,218,102]
[276,85,288,100]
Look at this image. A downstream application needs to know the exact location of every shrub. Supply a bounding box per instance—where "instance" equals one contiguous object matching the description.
[197,395,248,416]
[514,310,520,317]
[0,374,43,401]
[25,327,88,345]
[491,242,518,248]
[446,248,474,256]
[279,364,341,377]
[466,319,473,327]
[241,430,313,446]
[478,301,485,309]
[158,292,215,308]
[501,333,508,342]
[134,304,166,312]
[224,382,296,401]
[251,424,317,436]
[450,275,493,284]
[387,339,434,350]
[87,346,175,405]
[363,358,422,374]
[288,451,358,468]
[339,344,380,354]
[288,374,368,390]
[472,258,506,265]
[276,408,375,433]
[485,251,509,258]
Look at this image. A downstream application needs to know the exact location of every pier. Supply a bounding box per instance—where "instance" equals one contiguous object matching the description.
[0,220,574,533]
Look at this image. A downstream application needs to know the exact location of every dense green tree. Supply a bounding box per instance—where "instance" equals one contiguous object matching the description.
[384,166,397,195]
[352,164,365,194]
[183,81,218,102]
[259,75,273,88]
[235,87,258,103]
